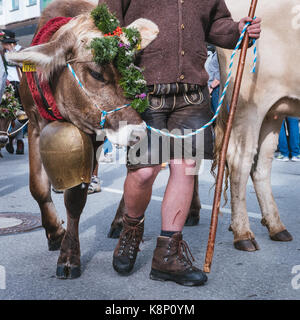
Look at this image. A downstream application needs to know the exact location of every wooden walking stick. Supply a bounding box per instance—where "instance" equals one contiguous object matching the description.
[203,0,259,273]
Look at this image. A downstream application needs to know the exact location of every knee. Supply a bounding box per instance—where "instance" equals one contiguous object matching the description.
[170,159,198,176]
[183,159,197,168]
[129,166,160,187]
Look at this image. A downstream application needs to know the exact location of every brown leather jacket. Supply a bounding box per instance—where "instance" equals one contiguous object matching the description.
[98,0,240,86]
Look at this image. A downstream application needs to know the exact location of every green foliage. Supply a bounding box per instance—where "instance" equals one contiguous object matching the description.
[131,98,149,114]
[91,4,119,35]
[123,27,141,47]
[119,65,146,97]
[90,36,119,65]
[0,83,21,119]
[91,4,149,113]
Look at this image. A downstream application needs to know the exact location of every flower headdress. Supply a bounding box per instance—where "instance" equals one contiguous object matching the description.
[90,4,148,113]
[0,83,22,119]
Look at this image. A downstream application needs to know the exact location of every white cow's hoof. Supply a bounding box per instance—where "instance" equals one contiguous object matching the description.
[270,230,293,242]
[234,239,260,252]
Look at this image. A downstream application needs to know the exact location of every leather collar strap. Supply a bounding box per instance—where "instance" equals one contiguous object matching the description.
[26,17,72,121]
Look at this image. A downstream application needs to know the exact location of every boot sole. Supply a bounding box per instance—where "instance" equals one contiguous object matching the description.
[149,269,207,287]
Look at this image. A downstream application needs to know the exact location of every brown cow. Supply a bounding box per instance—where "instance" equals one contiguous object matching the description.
[7,0,159,278]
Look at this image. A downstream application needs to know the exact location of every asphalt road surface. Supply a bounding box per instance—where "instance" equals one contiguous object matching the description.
[0,139,300,300]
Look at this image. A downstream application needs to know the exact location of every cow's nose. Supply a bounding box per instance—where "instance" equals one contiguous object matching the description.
[0,135,8,146]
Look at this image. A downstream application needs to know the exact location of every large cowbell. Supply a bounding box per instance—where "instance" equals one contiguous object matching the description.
[39,122,94,191]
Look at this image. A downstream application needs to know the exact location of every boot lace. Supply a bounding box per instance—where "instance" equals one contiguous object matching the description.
[177,239,195,267]
[118,218,144,258]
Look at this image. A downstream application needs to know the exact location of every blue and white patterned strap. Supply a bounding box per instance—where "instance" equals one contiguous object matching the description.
[67,63,130,128]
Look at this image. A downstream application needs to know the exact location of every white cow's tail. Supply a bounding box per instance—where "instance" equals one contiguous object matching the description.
[211,95,230,206]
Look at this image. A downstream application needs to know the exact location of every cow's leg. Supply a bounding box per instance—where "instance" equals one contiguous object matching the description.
[56,183,88,279]
[108,194,127,238]
[28,123,65,250]
[185,175,201,226]
[251,99,300,241]
[227,112,264,251]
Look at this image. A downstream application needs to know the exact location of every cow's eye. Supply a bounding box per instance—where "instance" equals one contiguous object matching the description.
[89,69,105,82]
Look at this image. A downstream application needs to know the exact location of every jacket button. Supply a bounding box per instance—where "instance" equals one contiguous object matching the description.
[181,24,185,30]
[181,0,184,3]
[180,75,185,80]
[181,50,185,56]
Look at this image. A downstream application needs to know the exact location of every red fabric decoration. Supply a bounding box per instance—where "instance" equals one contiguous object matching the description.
[26,17,72,121]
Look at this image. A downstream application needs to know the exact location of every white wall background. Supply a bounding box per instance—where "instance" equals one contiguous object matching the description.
[0,0,41,27]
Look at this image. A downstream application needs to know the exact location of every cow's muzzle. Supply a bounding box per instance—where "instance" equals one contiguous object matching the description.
[105,122,147,147]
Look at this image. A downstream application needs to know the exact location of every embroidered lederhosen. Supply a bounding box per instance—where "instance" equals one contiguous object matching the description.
[126,83,214,169]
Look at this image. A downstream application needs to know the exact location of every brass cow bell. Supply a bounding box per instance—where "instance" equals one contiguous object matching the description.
[39,121,94,191]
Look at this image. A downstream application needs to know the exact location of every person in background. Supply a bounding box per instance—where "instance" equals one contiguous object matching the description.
[0,30,24,154]
[205,44,221,114]
[100,138,114,163]
[275,117,300,162]
[0,31,7,102]
[88,162,102,194]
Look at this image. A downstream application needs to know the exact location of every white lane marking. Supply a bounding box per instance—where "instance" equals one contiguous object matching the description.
[101,187,261,220]
[0,184,14,192]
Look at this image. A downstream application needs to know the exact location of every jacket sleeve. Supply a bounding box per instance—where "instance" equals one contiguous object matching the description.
[205,0,240,49]
[97,0,131,26]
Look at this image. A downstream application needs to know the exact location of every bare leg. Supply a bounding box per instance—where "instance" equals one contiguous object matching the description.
[124,166,161,218]
[56,183,88,279]
[109,166,201,238]
[161,160,196,231]
[185,175,201,226]
[28,123,65,250]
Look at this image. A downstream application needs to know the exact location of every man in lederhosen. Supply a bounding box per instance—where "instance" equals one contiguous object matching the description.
[99,0,261,286]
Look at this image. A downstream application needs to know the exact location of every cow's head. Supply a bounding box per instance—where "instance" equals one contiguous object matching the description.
[7,14,159,146]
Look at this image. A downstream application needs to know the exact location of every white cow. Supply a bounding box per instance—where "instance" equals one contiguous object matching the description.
[215,0,300,251]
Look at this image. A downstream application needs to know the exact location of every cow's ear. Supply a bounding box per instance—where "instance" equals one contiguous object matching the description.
[126,18,159,50]
[7,27,76,78]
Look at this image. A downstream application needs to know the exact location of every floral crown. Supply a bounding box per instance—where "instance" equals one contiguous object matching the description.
[90,4,148,113]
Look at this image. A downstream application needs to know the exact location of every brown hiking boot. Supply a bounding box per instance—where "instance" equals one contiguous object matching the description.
[113,215,144,275]
[150,232,207,286]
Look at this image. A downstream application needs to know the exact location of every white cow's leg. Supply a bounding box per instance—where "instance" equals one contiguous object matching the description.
[251,97,300,241]
[227,112,263,251]
[250,114,293,241]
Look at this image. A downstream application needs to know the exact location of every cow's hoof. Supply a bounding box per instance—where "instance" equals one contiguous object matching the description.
[56,264,81,279]
[270,230,293,242]
[107,225,122,239]
[48,230,66,251]
[234,239,260,252]
[184,215,200,226]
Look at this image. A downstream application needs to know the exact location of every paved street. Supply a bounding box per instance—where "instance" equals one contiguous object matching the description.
[0,139,300,300]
